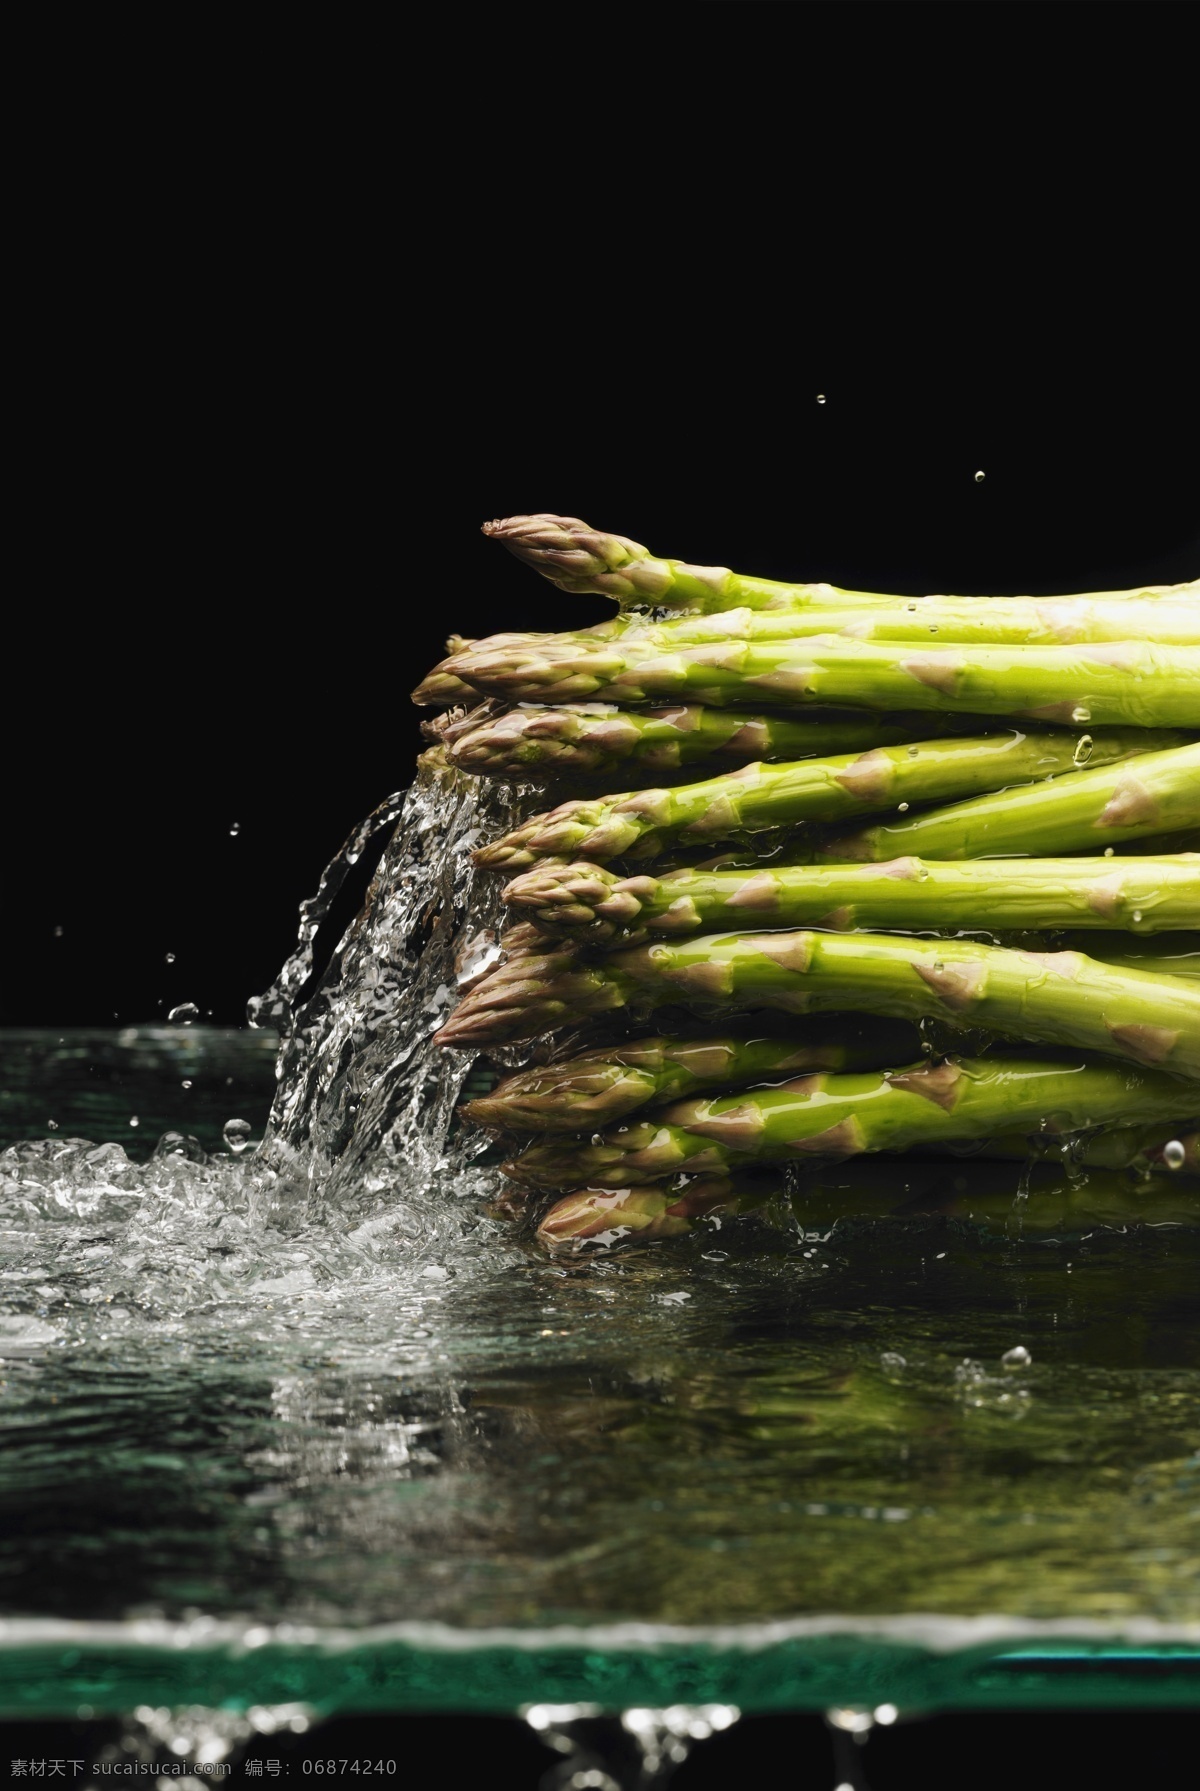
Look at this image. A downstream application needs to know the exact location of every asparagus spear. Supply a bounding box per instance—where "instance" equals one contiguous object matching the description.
[1058,931,1200,982]
[501,854,1200,941]
[436,925,1200,1077]
[442,703,1000,782]
[815,742,1200,863]
[484,513,1200,617]
[433,598,1200,677]
[433,634,1200,725]
[473,730,1184,869]
[506,1056,1199,1189]
[536,1140,1200,1247]
[461,1018,923,1134]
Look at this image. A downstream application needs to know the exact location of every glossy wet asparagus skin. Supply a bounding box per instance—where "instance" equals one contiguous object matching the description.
[483,512,1200,616]
[461,1018,923,1134]
[501,854,1200,941]
[433,634,1200,727]
[506,1056,1200,1190]
[441,703,1000,782]
[814,743,1200,863]
[437,925,1200,1076]
[472,732,1189,869]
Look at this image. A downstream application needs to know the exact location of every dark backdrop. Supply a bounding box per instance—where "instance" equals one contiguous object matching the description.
[5,349,1196,1027]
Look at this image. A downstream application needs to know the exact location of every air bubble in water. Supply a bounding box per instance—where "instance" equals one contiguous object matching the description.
[1163,1139,1186,1171]
[222,1118,253,1155]
[1071,706,1091,723]
[1001,1345,1031,1368]
[974,470,985,482]
[1073,735,1093,766]
[168,1003,200,1023]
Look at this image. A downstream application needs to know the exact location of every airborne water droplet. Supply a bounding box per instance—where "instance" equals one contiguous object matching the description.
[1071,706,1091,724]
[1132,910,1143,923]
[974,470,985,482]
[1104,846,1114,858]
[222,1118,253,1155]
[168,1003,200,1024]
[1001,1345,1031,1368]
[1073,735,1094,766]
[881,1351,906,1369]
[128,1116,140,1129]
[164,952,176,965]
[229,821,241,837]
[897,802,909,812]
[816,394,826,404]
[1163,1140,1186,1170]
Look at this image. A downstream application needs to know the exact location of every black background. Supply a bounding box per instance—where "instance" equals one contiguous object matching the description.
[4,10,1199,1784]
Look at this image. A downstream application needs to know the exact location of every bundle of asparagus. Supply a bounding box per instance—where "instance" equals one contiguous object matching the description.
[412,515,1200,1248]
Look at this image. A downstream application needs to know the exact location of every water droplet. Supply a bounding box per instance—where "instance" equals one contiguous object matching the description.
[1163,1139,1186,1170]
[1001,1345,1031,1368]
[1071,705,1091,723]
[906,603,918,613]
[52,925,64,938]
[128,1116,140,1128]
[897,801,909,812]
[928,625,938,633]
[974,470,985,482]
[229,821,241,837]
[47,1119,59,1131]
[1073,734,1093,766]
[167,1002,200,1024]
[164,952,176,964]
[1104,846,1114,858]
[816,393,826,404]
[222,1118,253,1155]
[881,1351,906,1369]
[1132,910,1142,923]
[180,1079,193,1090]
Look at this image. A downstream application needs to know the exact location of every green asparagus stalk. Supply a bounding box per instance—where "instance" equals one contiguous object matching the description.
[473,731,1185,869]
[506,1056,1199,1190]
[483,513,1199,617]
[441,703,1001,783]
[501,854,1200,941]
[461,1018,923,1134]
[436,925,1200,1077]
[1058,931,1200,982]
[814,743,1200,863]
[536,1142,1200,1247]
[434,634,1200,726]
[930,1121,1199,1175]
[431,599,1200,682]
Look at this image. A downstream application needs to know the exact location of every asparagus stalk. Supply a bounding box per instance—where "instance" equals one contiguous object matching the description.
[537,1139,1200,1247]
[1058,931,1200,982]
[434,634,1200,725]
[483,513,1199,617]
[433,598,1200,678]
[506,1056,1199,1189]
[815,743,1200,863]
[441,703,1000,782]
[461,1018,923,1134]
[501,854,1200,941]
[436,925,1200,1077]
[473,730,1184,869]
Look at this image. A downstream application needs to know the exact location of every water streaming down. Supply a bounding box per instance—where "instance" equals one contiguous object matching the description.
[2,747,1200,1742]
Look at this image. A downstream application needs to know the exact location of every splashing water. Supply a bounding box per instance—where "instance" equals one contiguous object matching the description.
[0,753,538,1330]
